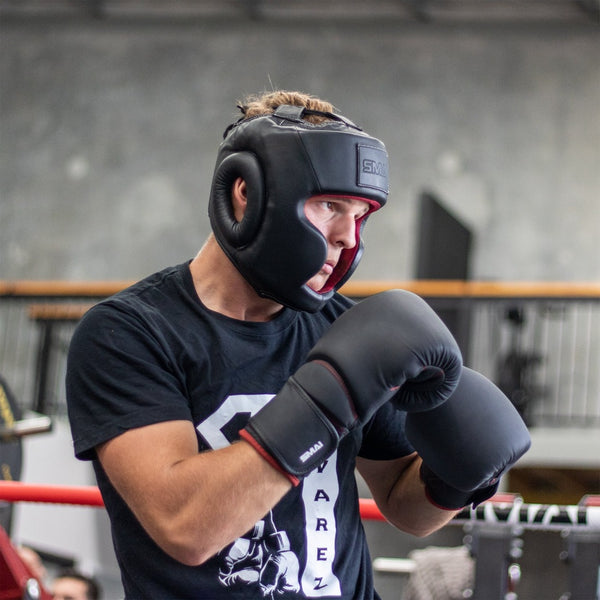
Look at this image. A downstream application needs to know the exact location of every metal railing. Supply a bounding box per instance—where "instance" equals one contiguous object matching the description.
[1,279,599,427]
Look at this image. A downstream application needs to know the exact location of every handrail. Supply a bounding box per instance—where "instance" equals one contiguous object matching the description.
[2,280,599,299]
[28,303,96,321]
[0,280,134,298]
[342,280,600,299]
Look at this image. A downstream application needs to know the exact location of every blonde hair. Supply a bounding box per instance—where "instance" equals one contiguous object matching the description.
[237,90,336,124]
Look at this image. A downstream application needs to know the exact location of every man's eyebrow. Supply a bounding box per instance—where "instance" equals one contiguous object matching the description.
[333,196,371,211]
[342,197,372,217]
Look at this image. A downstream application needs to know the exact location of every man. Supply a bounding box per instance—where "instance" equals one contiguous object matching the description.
[52,569,101,600]
[66,90,529,598]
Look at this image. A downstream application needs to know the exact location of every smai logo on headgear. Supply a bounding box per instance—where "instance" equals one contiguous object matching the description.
[357,144,388,193]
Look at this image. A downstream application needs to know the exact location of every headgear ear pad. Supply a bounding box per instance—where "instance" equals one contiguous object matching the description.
[208,106,389,312]
[209,152,265,249]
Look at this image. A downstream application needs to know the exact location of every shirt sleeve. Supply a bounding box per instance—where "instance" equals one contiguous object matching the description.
[358,402,415,460]
[66,301,193,461]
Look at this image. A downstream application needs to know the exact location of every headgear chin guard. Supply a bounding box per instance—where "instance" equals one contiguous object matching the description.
[208,104,389,312]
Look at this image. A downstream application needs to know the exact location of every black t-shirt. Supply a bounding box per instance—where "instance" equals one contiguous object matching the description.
[66,261,413,599]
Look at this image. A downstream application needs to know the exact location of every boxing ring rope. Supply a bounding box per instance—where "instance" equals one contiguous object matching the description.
[0,481,104,507]
[1,481,599,527]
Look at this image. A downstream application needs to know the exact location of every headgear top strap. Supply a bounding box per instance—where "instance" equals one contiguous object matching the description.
[223,104,363,139]
[272,105,363,131]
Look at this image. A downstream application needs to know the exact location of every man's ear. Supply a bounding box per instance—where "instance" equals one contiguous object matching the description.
[231,177,247,222]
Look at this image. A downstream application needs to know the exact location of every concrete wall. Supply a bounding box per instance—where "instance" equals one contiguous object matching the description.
[1,17,599,284]
[2,13,599,600]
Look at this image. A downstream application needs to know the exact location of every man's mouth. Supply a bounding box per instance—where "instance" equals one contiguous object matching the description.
[321,261,336,275]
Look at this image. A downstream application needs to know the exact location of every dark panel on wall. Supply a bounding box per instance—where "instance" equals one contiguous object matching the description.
[415,190,472,280]
[415,190,473,361]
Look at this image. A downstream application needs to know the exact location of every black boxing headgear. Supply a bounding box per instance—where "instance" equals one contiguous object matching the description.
[208,104,389,312]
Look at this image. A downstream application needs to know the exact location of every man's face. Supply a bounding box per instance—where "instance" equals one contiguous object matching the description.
[52,577,89,600]
[303,195,372,292]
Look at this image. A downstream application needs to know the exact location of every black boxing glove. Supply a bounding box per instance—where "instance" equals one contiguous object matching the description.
[240,290,462,485]
[405,367,531,510]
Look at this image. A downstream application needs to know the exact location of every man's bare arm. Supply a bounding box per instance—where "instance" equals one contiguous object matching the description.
[356,453,458,537]
[97,419,292,566]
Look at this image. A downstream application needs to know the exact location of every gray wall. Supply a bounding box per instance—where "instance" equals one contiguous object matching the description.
[1,16,599,284]
[2,14,599,600]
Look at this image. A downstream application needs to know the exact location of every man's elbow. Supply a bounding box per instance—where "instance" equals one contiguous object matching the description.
[401,522,445,538]
[171,548,214,567]
[385,513,451,539]
[148,521,218,567]
[159,536,216,567]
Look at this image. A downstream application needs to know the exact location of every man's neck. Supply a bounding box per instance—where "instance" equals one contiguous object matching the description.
[189,235,285,322]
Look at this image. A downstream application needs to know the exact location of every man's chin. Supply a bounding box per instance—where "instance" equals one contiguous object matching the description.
[306,275,329,293]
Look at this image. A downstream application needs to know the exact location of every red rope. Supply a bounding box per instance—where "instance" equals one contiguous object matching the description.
[0,481,386,518]
[2,482,598,526]
[0,481,104,507]
[358,498,387,521]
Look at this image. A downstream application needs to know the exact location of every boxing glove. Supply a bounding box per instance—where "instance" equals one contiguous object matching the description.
[240,290,462,485]
[405,367,531,509]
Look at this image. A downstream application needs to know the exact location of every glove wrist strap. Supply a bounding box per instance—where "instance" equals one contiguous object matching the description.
[420,463,499,510]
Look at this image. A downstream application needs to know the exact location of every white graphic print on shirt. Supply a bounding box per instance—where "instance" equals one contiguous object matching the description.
[196,394,342,598]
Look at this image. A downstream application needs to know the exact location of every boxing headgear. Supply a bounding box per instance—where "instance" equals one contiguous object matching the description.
[209,104,389,312]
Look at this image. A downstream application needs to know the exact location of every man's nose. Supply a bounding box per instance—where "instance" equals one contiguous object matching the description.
[331,214,357,249]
